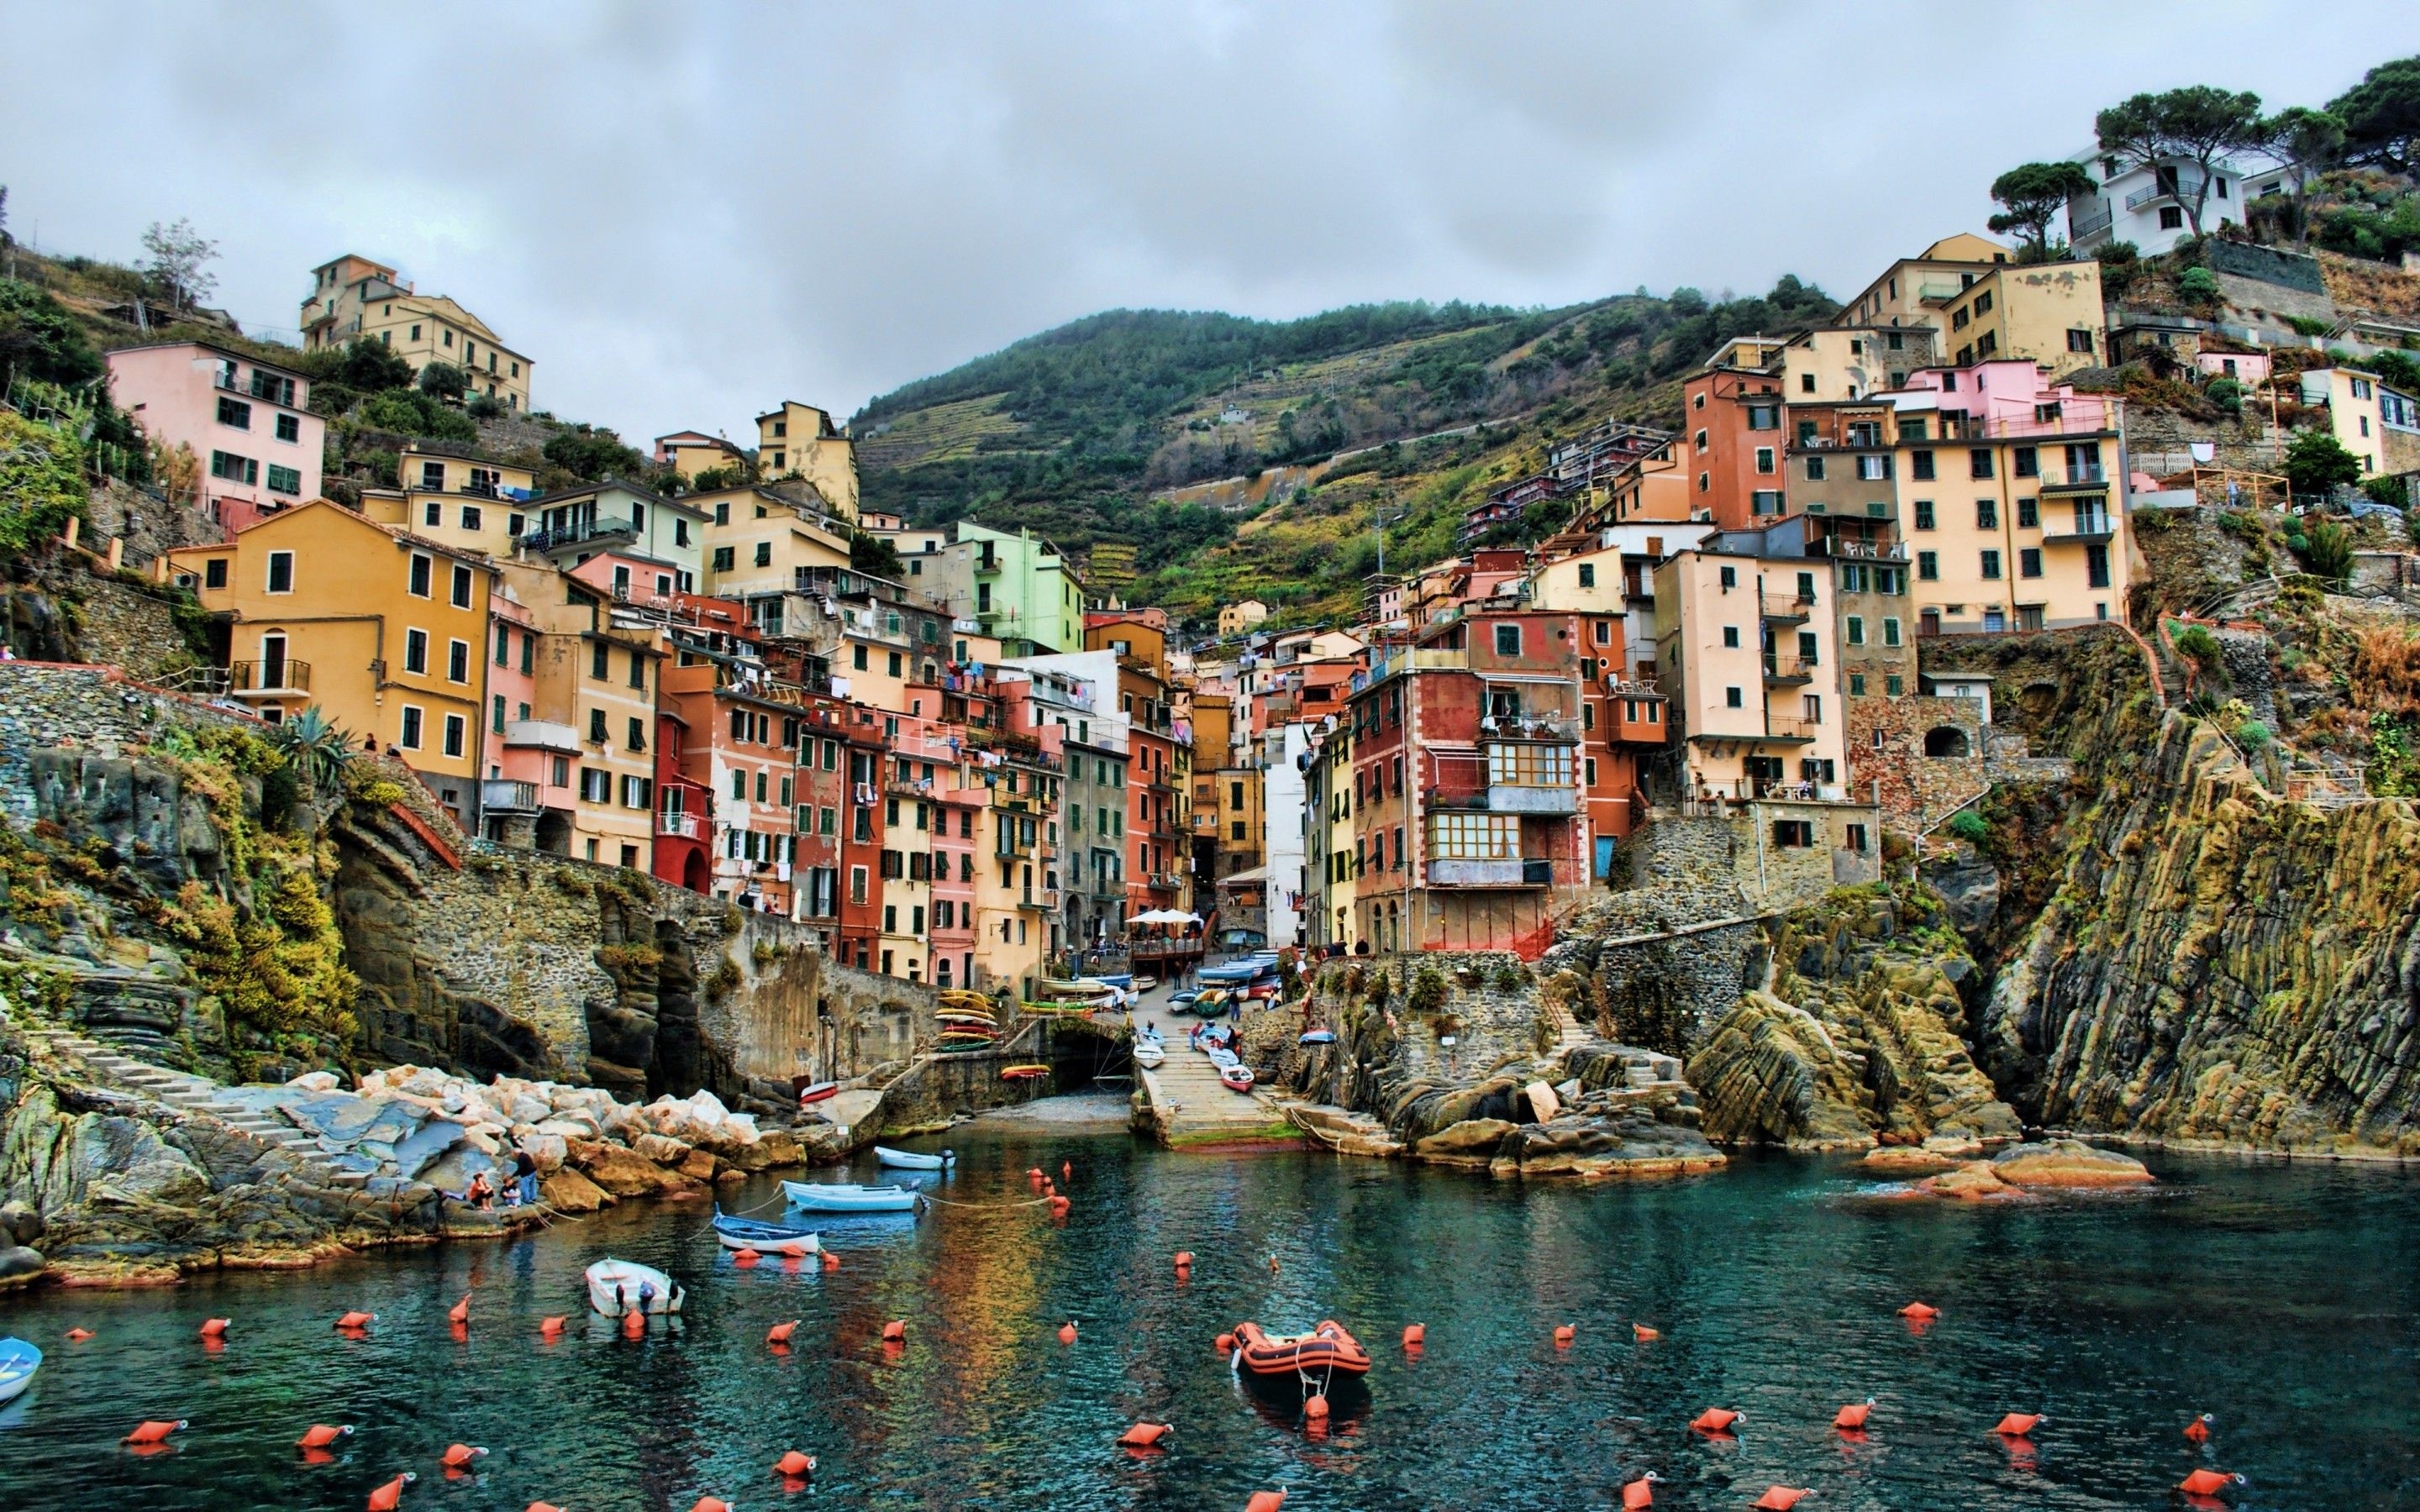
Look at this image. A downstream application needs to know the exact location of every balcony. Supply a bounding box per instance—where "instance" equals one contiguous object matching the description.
[1486,784,1578,816]
[481,779,540,814]
[522,517,637,554]
[227,659,310,696]
[2041,517,2116,544]
[2070,201,2113,240]
[1808,534,1906,560]
[502,719,583,753]
[656,811,702,839]
[1690,717,1817,745]
[1763,654,1815,685]
[1019,888,1061,911]
[2041,465,2111,494]
[2125,175,2212,213]
[1477,713,1580,742]
[1916,281,1968,306]
[1426,857,1554,889]
[1760,592,1812,624]
[973,551,1001,575]
[1608,699,1669,745]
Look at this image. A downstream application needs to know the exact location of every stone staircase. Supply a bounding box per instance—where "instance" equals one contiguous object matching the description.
[20,1026,373,1190]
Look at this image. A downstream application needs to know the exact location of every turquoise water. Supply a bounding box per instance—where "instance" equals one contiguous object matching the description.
[2,1135,2414,1510]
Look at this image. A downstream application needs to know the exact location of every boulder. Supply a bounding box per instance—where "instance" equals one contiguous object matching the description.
[566,1138,697,1199]
[0,1200,44,1247]
[285,1071,341,1094]
[0,1245,46,1287]
[1861,1147,1964,1176]
[539,1167,613,1213]
[1410,1118,1518,1167]
[631,1132,692,1166]
[678,1149,719,1182]
[535,1113,600,1140]
[515,1132,569,1175]
[1491,1113,1726,1179]
[1923,1162,2015,1200]
[1991,1139,2154,1188]
[1523,1080,1562,1124]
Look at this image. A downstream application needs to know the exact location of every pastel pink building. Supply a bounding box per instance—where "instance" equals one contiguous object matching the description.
[106,342,325,532]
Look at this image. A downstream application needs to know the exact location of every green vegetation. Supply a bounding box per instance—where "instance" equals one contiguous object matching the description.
[0,408,87,549]
[1988,161,2096,259]
[1946,810,1991,843]
[2283,429,2365,498]
[2096,87,2268,239]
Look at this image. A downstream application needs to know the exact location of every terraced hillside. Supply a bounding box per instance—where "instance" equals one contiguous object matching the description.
[849,279,1839,623]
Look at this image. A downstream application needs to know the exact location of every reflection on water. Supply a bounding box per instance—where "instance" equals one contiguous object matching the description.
[3,1138,2416,1509]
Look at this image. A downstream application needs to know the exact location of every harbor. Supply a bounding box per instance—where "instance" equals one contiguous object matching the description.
[3,1133,2417,1509]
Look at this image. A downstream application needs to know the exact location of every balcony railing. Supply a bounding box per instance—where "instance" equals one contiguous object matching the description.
[1426,856,1555,889]
[228,659,310,694]
[656,811,702,839]
[2125,175,2211,212]
[522,517,637,554]
[1808,535,1907,560]
[2070,201,2113,240]
[2041,518,2116,544]
[1763,655,1815,684]
[481,779,540,814]
[502,719,583,753]
[1760,592,1812,622]
[1691,717,1817,743]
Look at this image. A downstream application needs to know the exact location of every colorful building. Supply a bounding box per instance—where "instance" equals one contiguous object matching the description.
[299,254,534,411]
[935,522,1086,655]
[754,402,860,523]
[107,342,324,533]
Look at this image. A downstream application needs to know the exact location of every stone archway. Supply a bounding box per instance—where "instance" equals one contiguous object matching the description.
[1923,726,1971,759]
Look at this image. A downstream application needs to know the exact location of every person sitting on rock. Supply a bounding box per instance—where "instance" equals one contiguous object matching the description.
[461,1171,495,1211]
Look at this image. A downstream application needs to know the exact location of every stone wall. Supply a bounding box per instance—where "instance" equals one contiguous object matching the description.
[1847,694,1988,832]
[1728,799,1882,910]
[0,664,258,827]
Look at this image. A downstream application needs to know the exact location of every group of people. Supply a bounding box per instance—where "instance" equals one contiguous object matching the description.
[450,1150,542,1212]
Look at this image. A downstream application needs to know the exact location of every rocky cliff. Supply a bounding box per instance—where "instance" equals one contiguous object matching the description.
[1980,714,2420,1154]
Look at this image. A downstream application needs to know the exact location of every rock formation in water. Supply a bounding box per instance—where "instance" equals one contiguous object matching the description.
[1686,885,2023,1151]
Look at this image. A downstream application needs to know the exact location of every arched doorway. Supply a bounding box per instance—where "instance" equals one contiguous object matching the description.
[534,810,572,854]
[1923,727,1972,759]
[681,849,710,893]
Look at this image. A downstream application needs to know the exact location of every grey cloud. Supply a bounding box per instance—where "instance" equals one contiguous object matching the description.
[3,1,2413,445]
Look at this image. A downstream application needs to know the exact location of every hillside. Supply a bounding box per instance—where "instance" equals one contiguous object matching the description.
[850,279,1839,623]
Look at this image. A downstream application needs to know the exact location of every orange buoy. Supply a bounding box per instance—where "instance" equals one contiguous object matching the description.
[1059,1320,1078,1345]
[447,1294,471,1326]
[441,1445,487,1469]
[732,1247,760,1266]
[1552,1324,1576,1347]
[1061,1161,1071,1179]
[1754,1488,1811,1510]
[2180,1469,2244,1496]
[821,1250,840,1272]
[1690,1408,1742,1435]
[1244,1492,1286,1512]
[298,1424,354,1449]
[1621,1473,1663,1509]
[1215,1332,1236,1354]
[2184,1412,2215,1442]
[1899,1302,1939,1321]
[691,1500,730,1512]
[767,1320,799,1345]
[1118,1422,1175,1448]
[1402,1324,1425,1347]
[337,1311,375,1330]
[66,1326,95,1341]
[539,1315,566,1338]
[1634,1323,1660,1341]
[622,1307,645,1339]
[367,1473,416,1510]
[1993,1412,2043,1436]
[198,1318,230,1339]
[773,1450,818,1477]
[1302,1394,1329,1421]
[527,1504,566,1512]
[1834,1397,1875,1431]
[881,1320,907,1342]
[1173,1251,1194,1268]
[124,1419,188,1444]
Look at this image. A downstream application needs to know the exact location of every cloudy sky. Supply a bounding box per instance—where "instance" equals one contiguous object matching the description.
[6,3,2415,442]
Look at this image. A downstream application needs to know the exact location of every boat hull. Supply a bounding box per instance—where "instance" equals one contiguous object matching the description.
[712,1208,820,1255]
[1230,1320,1370,1389]
[586,1259,681,1315]
[876,1146,954,1171]
[0,1339,40,1405]
[781,1180,922,1214]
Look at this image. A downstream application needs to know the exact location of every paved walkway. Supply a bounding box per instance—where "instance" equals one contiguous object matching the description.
[1131,978,1293,1145]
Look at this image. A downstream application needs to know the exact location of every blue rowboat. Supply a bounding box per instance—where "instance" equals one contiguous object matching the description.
[782,1179,923,1214]
[0,1338,39,1405]
[712,1206,821,1255]
[875,1146,955,1171]
[1300,1030,1336,1045]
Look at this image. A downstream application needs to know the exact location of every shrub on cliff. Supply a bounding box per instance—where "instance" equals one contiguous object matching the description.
[0,409,86,551]
[1947,810,1991,843]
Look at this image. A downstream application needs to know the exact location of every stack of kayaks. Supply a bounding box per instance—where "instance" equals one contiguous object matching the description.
[934,990,1002,1053]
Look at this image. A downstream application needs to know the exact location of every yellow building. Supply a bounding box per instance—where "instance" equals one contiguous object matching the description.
[300,255,534,411]
[1833,235,2105,377]
[653,430,750,481]
[1780,325,1942,403]
[2298,367,2396,478]
[1217,598,1270,636]
[755,402,860,523]
[1889,363,2128,633]
[158,498,497,827]
[695,483,855,634]
[357,443,541,560]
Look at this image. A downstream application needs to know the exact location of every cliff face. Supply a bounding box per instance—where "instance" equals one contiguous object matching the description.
[1981,715,2420,1154]
[1686,886,2023,1150]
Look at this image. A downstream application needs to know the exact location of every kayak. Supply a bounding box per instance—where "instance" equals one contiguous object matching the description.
[876,1146,955,1171]
[0,1337,39,1404]
[782,1180,922,1214]
[712,1206,819,1256]
[797,1081,839,1105]
[1001,1064,1050,1081]
[586,1258,682,1315]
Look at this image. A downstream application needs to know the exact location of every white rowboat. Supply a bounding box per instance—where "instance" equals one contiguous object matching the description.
[875,1146,955,1171]
[586,1258,682,1315]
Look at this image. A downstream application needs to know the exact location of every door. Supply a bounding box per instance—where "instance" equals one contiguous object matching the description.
[1919,609,1941,638]
[260,633,287,690]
